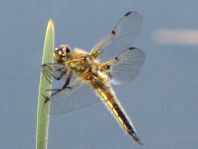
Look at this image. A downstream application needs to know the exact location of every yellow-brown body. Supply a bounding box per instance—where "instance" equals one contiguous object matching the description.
[66,48,133,135]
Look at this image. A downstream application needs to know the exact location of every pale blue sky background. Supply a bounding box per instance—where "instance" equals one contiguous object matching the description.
[0,0,197,149]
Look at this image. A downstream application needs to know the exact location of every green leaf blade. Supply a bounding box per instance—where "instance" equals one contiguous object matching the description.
[36,19,55,149]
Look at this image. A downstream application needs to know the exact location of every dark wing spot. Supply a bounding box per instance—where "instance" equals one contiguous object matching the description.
[115,57,119,61]
[129,47,136,50]
[112,30,116,35]
[124,11,131,17]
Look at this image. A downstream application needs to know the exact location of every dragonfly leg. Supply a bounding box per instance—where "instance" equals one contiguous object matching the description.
[42,94,50,103]
[44,71,73,103]
[45,70,72,92]
[62,70,73,88]
[44,86,72,103]
[42,63,66,80]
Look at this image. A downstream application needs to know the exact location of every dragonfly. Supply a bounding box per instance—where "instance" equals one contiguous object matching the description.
[42,11,145,145]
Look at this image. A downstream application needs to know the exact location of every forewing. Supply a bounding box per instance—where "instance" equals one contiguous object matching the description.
[109,47,145,85]
[50,80,99,114]
[91,11,143,61]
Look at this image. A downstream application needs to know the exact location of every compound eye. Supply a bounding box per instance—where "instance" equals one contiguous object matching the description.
[66,47,70,53]
[53,50,63,63]
[61,46,70,56]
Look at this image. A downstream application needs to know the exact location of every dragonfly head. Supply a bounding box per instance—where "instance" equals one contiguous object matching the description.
[53,44,71,63]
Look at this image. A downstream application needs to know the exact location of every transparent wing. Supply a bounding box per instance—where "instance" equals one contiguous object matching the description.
[106,47,145,85]
[42,63,67,80]
[91,11,143,61]
[50,80,99,114]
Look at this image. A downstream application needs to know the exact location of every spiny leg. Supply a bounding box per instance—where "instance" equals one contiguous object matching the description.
[44,71,73,103]
[46,70,73,92]
[42,63,66,80]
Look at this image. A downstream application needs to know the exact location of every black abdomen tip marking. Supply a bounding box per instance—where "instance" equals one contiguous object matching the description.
[128,129,143,145]
[124,11,131,17]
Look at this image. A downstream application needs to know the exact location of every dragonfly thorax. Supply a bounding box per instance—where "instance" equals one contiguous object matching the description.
[68,48,100,79]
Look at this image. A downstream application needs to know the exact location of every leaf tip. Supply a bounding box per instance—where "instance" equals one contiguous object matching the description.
[47,19,54,30]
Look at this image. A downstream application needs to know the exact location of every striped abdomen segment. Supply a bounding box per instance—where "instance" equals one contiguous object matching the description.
[91,80,143,144]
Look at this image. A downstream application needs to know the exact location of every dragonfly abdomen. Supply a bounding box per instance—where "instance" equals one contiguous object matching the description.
[91,80,142,144]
